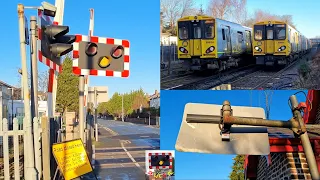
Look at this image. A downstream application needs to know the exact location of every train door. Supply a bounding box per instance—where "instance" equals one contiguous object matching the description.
[192,22,202,56]
[245,30,252,53]
[223,26,232,55]
[265,25,274,54]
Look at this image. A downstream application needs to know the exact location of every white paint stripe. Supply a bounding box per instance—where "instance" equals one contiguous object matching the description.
[114,71,121,77]
[98,37,106,43]
[73,42,79,50]
[124,48,130,55]
[121,141,140,167]
[73,58,79,66]
[124,63,129,70]
[114,39,122,45]
[82,35,89,41]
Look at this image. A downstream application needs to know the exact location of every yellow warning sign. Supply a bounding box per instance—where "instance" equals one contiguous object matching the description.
[52,139,93,180]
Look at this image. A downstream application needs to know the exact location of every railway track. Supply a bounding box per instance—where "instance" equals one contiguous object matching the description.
[231,53,311,90]
[161,65,260,90]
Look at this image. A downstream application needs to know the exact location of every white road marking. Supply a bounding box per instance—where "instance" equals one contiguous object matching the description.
[121,141,140,168]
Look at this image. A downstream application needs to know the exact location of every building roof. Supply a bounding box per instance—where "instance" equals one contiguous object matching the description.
[0,80,16,88]
[149,90,160,100]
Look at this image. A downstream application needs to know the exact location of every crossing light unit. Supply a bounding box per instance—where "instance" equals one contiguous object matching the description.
[72,35,130,78]
[37,10,75,72]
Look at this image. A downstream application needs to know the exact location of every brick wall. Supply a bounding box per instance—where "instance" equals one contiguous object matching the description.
[256,153,311,180]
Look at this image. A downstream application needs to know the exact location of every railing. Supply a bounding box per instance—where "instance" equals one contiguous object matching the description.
[0,117,42,180]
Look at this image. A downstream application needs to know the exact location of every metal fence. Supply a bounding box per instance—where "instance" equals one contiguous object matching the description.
[160,43,178,64]
[0,117,42,180]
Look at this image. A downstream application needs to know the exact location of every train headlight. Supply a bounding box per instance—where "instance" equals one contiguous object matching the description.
[206,46,215,53]
[278,46,286,52]
[254,46,259,50]
[179,47,188,53]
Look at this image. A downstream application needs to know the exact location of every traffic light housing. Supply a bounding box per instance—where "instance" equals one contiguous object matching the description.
[78,41,126,72]
[40,16,75,66]
[151,155,170,166]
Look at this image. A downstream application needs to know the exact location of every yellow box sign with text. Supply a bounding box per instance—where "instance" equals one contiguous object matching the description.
[52,139,93,180]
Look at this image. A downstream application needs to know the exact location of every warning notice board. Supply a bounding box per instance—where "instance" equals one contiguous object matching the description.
[52,139,93,180]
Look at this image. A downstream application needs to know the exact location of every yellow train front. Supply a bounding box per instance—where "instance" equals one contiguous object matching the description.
[253,21,310,66]
[177,15,253,71]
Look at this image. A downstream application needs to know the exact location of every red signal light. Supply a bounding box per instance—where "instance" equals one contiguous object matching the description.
[85,43,98,56]
[111,45,124,59]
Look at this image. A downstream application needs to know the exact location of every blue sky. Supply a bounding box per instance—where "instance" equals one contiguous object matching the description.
[160,90,307,179]
[195,0,320,38]
[1,0,160,97]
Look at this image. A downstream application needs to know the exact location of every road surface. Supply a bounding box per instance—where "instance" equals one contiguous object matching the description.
[87,119,160,180]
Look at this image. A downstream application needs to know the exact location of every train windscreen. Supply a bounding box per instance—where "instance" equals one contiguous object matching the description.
[254,25,264,40]
[275,24,286,40]
[178,21,190,40]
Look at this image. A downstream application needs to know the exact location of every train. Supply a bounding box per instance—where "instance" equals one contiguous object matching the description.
[176,16,312,71]
[253,21,312,66]
[177,15,253,72]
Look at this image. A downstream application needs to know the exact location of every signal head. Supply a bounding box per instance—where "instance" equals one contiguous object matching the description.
[41,1,57,17]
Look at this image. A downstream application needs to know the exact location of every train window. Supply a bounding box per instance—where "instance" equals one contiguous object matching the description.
[275,24,286,40]
[193,26,202,39]
[178,26,188,40]
[267,30,273,40]
[204,24,214,39]
[254,25,264,40]
[237,32,243,42]
[222,29,225,40]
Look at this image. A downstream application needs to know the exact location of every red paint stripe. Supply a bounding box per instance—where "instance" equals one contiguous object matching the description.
[73,50,79,58]
[169,159,172,162]
[169,166,172,169]
[148,159,151,162]
[122,40,130,47]
[168,153,171,156]
[46,58,51,67]
[53,21,58,25]
[106,70,114,76]
[91,36,98,43]
[149,166,152,169]
[121,70,129,77]
[73,67,81,75]
[59,66,63,72]
[38,28,42,40]
[155,153,158,156]
[38,51,43,61]
[107,38,114,44]
[270,145,304,152]
[90,69,98,75]
[48,69,54,92]
[75,35,83,42]
[148,153,151,156]
[162,153,165,155]
[156,166,159,169]
[124,55,130,62]
[162,166,166,169]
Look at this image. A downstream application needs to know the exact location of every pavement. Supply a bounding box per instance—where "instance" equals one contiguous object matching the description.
[85,119,160,180]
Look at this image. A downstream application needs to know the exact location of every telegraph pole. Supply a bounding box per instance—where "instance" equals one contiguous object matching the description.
[17,4,37,179]
[30,15,39,119]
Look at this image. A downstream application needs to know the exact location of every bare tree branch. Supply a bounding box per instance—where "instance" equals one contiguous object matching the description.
[207,0,232,19]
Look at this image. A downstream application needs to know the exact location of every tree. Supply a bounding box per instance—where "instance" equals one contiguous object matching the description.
[161,0,195,35]
[16,68,49,100]
[244,9,296,28]
[207,0,233,19]
[232,0,248,24]
[229,155,245,180]
[98,88,150,118]
[56,56,79,115]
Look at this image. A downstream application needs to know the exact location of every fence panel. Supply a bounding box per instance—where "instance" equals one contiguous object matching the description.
[2,118,10,179]
[13,118,20,180]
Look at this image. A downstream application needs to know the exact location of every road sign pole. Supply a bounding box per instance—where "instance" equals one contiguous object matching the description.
[79,75,85,143]
[94,87,98,141]
[122,94,124,122]
[30,15,42,177]
[30,16,39,119]
[17,4,38,180]
[289,95,320,180]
